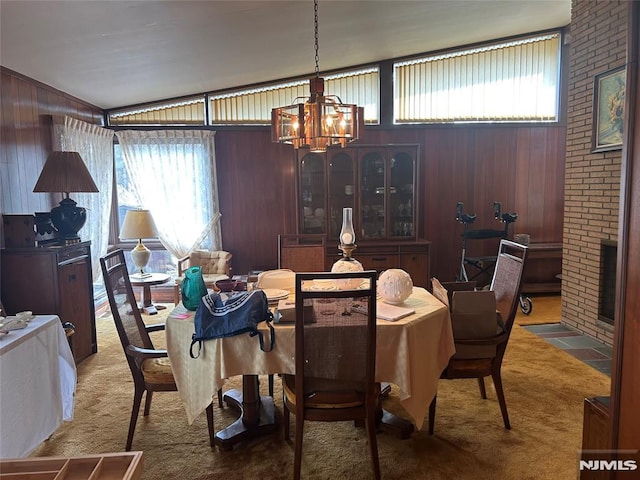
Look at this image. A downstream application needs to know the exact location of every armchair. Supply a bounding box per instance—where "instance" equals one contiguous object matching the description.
[173,250,232,305]
[429,239,528,433]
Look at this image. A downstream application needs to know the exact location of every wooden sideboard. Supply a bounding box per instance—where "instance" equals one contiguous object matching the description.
[580,397,611,480]
[520,242,562,294]
[326,240,431,289]
[0,242,97,363]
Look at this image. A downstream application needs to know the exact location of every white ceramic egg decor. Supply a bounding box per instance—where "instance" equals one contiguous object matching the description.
[377,269,413,304]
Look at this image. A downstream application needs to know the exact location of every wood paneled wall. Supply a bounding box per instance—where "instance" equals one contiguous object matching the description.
[1,67,566,281]
[214,124,565,278]
[0,67,103,220]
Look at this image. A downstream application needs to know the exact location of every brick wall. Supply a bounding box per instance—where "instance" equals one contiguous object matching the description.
[563,0,627,345]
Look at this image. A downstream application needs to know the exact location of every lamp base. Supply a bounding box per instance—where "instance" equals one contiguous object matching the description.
[130,240,152,277]
[50,197,87,241]
[337,243,357,260]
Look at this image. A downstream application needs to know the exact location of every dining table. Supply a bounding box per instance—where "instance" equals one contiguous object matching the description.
[0,315,77,459]
[165,286,454,450]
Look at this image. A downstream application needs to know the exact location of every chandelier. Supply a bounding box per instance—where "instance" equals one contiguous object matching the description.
[271,0,361,152]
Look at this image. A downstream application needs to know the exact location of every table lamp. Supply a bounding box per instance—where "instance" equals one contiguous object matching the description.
[32,151,99,243]
[120,209,159,278]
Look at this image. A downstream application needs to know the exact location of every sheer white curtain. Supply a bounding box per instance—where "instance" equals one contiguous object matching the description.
[114,130,221,260]
[52,116,114,281]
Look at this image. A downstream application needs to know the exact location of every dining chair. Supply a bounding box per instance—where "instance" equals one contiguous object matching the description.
[277,234,327,272]
[100,249,215,450]
[173,250,232,305]
[429,239,528,433]
[282,270,381,480]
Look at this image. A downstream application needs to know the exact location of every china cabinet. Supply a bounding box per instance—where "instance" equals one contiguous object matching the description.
[298,144,419,240]
[296,144,431,287]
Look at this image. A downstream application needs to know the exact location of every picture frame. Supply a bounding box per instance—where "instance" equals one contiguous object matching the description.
[592,66,626,152]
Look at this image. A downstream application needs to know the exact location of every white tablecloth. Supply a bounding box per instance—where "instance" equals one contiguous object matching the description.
[167,287,454,428]
[0,315,77,459]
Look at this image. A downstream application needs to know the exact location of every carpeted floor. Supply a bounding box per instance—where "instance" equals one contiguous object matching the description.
[32,297,609,479]
[516,294,561,326]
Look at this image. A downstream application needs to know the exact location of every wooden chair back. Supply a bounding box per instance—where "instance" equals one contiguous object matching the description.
[100,249,153,379]
[278,234,326,272]
[283,270,380,480]
[100,250,154,352]
[489,239,528,360]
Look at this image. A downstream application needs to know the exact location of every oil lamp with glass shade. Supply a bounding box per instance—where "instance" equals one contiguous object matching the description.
[332,208,363,288]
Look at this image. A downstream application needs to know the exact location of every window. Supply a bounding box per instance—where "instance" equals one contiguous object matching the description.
[208,67,380,125]
[113,130,221,271]
[394,33,561,123]
[108,97,205,126]
[113,143,179,274]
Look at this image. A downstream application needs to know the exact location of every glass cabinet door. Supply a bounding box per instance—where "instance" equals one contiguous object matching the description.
[299,152,326,234]
[389,148,416,238]
[328,151,355,239]
[359,150,387,239]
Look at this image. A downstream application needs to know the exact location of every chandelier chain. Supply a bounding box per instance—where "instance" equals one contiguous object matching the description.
[314,0,319,77]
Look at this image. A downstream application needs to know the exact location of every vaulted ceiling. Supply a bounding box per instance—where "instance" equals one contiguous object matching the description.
[0,0,570,110]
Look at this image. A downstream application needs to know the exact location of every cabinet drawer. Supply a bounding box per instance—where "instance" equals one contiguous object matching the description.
[356,254,399,272]
[57,245,90,265]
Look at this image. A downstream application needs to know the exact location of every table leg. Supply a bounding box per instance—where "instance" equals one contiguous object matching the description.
[141,285,153,308]
[214,375,277,451]
[356,382,414,439]
[139,286,167,315]
[378,409,414,439]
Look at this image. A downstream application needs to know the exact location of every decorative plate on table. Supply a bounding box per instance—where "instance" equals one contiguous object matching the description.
[261,288,289,302]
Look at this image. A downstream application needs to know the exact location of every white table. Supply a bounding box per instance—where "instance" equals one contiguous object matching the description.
[166,287,455,431]
[0,315,77,459]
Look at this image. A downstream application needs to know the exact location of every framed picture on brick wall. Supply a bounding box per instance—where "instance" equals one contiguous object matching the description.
[592,66,626,152]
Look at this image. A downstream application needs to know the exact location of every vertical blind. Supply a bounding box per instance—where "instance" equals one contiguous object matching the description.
[208,67,379,125]
[394,33,560,123]
[109,98,206,126]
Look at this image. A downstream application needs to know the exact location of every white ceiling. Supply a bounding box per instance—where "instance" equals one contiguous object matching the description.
[0,0,570,110]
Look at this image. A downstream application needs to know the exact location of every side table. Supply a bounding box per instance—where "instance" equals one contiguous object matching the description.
[129,273,170,315]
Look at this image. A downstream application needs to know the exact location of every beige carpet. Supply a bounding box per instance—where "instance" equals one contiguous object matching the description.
[32,303,609,479]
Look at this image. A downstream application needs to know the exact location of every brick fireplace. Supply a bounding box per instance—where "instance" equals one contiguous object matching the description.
[562,0,627,347]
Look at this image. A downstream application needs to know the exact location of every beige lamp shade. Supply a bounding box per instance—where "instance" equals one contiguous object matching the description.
[120,210,159,240]
[120,209,159,277]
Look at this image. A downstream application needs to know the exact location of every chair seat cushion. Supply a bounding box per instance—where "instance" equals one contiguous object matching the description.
[282,374,364,408]
[141,357,175,385]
